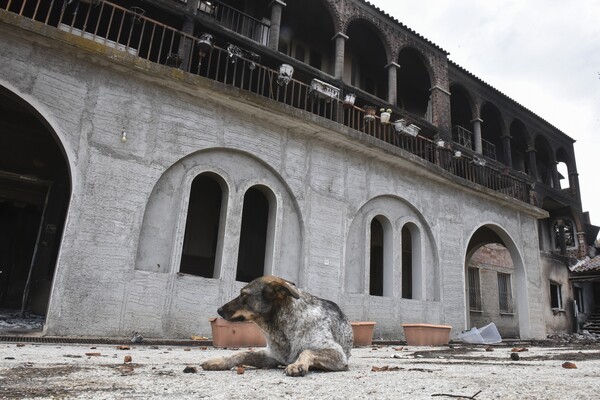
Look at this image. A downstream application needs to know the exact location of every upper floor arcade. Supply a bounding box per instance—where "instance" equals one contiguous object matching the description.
[0,0,583,215]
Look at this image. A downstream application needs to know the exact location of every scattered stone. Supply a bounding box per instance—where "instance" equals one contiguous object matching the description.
[562,362,577,369]
[118,365,135,375]
[199,347,208,350]
[124,355,132,363]
[90,347,97,350]
[85,352,102,357]
[63,355,83,358]
[485,346,494,352]
[393,347,404,351]
[183,366,197,373]
[191,335,209,341]
[117,345,131,350]
[4,357,15,360]
[16,344,25,348]
[236,366,245,375]
[184,348,191,352]
[371,365,402,372]
[511,347,528,352]
[510,353,520,361]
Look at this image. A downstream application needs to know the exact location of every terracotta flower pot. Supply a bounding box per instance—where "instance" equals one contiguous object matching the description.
[402,323,452,346]
[209,318,266,348]
[351,322,376,346]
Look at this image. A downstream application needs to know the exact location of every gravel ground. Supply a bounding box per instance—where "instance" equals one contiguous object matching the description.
[1,341,599,399]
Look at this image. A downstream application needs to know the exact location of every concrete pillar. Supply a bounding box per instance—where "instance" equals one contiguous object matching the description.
[268,0,286,51]
[385,62,400,106]
[501,134,513,167]
[471,118,483,154]
[333,32,348,80]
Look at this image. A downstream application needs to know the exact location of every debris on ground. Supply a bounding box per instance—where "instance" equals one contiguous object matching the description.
[124,355,132,363]
[511,347,528,352]
[130,332,144,343]
[371,365,401,372]
[236,366,245,374]
[510,353,520,361]
[116,345,130,350]
[183,366,197,373]
[85,353,101,357]
[191,335,209,341]
[562,362,577,369]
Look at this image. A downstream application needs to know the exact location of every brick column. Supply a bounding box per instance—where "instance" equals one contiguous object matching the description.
[268,0,286,51]
[333,32,348,80]
[385,62,400,106]
[430,85,452,141]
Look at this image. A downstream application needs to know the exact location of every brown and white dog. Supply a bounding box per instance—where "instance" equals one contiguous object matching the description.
[201,276,353,376]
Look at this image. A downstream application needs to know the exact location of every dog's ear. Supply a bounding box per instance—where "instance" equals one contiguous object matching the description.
[263,279,300,300]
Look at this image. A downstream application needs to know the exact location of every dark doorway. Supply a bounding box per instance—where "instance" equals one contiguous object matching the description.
[0,87,70,331]
[369,218,384,296]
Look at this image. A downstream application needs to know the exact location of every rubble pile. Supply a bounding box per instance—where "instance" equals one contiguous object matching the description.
[546,330,600,344]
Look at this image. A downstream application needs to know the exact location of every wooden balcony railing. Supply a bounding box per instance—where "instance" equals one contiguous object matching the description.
[1,0,532,204]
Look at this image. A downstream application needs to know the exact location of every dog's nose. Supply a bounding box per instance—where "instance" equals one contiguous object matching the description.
[217,307,225,318]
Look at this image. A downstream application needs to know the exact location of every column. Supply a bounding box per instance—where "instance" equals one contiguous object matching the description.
[429,86,452,141]
[527,147,538,180]
[471,118,483,154]
[385,62,400,106]
[551,162,561,189]
[333,32,349,80]
[569,171,580,201]
[501,134,513,167]
[268,0,286,51]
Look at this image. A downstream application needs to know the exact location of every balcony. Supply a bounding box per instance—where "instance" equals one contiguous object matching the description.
[1,0,532,205]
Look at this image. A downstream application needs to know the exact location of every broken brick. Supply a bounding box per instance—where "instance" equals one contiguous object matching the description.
[117,345,131,350]
[562,362,577,369]
[183,366,197,373]
[236,366,245,375]
[124,355,132,363]
[85,353,102,357]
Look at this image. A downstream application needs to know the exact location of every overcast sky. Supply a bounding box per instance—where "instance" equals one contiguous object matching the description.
[368,0,600,236]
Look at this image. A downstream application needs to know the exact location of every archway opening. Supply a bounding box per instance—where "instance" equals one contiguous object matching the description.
[450,85,474,149]
[279,0,336,74]
[465,226,529,338]
[480,103,505,163]
[0,86,70,331]
[180,173,226,278]
[236,185,274,283]
[397,48,432,119]
[345,20,388,99]
[534,136,554,187]
[510,120,529,174]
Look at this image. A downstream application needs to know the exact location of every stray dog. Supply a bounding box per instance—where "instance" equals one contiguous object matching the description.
[201,276,353,377]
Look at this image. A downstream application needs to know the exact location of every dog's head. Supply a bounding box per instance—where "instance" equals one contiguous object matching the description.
[217,276,300,322]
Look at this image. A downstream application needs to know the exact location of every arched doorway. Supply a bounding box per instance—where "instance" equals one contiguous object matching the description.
[465,225,530,338]
[0,86,70,331]
[397,47,432,119]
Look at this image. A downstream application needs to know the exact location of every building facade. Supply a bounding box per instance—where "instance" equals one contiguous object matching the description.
[0,0,596,339]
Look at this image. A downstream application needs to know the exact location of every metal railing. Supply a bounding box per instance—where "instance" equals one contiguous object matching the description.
[196,0,270,45]
[453,125,473,149]
[1,0,531,204]
[482,138,496,160]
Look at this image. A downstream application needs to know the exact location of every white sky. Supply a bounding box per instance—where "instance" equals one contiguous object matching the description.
[368,0,600,236]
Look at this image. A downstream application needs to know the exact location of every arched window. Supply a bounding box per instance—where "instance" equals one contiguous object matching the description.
[369,216,393,296]
[236,186,274,282]
[401,223,422,300]
[180,173,225,278]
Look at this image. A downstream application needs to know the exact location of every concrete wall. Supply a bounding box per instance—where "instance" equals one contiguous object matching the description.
[0,20,548,340]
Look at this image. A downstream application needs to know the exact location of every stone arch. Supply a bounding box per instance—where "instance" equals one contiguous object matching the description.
[464,224,531,338]
[135,148,304,285]
[344,195,438,301]
[556,147,574,190]
[534,135,555,186]
[450,84,476,148]
[0,81,74,327]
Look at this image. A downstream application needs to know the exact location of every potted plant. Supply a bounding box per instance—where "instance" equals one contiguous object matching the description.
[209,318,266,348]
[380,108,392,124]
[351,322,376,346]
[363,105,377,122]
[343,93,356,108]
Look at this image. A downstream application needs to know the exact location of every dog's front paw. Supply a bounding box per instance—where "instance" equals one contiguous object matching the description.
[201,357,230,371]
[284,362,309,377]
